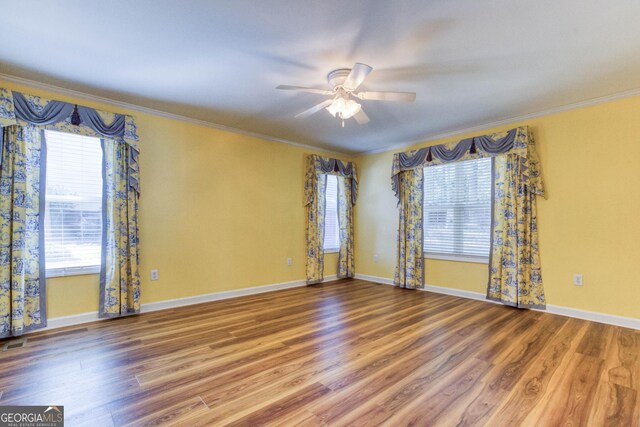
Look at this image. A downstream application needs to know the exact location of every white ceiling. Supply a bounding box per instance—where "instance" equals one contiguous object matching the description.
[1,0,639,154]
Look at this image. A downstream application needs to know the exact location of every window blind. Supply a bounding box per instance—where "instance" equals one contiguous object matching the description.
[44,130,103,273]
[423,158,492,259]
[324,174,340,251]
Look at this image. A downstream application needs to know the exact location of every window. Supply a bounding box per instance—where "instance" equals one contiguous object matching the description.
[323,174,340,252]
[44,130,103,277]
[423,158,492,261]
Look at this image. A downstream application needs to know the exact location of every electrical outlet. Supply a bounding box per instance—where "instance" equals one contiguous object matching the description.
[287,258,293,266]
[573,274,583,286]
[151,269,159,281]
[374,254,379,263]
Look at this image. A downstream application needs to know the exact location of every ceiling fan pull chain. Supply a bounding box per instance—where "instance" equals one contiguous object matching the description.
[342,120,345,128]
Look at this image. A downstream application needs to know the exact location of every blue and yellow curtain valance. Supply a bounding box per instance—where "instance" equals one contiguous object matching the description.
[0,89,139,149]
[305,155,357,284]
[0,88,140,194]
[304,155,358,206]
[391,126,544,201]
[0,87,141,337]
[391,126,546,309]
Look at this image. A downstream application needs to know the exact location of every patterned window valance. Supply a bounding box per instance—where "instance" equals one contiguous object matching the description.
[305,154,358,206]
[391,126,544,202]
[0,88,139,151]
[0,88,140,193]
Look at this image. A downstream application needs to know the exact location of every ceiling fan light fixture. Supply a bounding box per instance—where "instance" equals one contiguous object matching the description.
[326,97,361,120]
[278,62,415,125]
[341,99,362,119]
[326,97,346,117]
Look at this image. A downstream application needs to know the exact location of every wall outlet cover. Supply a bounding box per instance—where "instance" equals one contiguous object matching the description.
[573,274,583,286]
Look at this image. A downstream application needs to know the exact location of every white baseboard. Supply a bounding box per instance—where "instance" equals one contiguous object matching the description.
[544,305,640,330]
[354,274,640,330]
[39,273,640,332]
[423,284,489,302]
[353,273,395,286]
[43,311,102,331]
[43,275,338,332]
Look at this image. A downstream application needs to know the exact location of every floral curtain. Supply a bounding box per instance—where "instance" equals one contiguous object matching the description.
[306,172,326,284]
[393,168,424,289]
[0,88,141,328]
[100,139,141,317]
[337,176,354,278]
[0,125,46,337]
[391,127,545,307]
[304,154,357,284]
[486,153,545,308]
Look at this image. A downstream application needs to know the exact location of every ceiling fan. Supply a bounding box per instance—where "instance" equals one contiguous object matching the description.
[277,63,416,126]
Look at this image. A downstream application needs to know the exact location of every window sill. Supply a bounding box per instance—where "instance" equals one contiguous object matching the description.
[424,253,489,264]
[324,248,340,254]
[46,265,100,278]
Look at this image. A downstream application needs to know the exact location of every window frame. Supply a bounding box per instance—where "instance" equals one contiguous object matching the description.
[43,130,103,278]
[46,265,101,278]
[422,158,492,264]
[323,174,340,253]
[424,252,489,264]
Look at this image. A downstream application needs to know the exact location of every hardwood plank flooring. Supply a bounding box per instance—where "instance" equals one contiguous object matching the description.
[0,279,638,426]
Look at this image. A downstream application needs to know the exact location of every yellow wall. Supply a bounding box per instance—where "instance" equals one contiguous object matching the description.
[1,79,340,318]
[4,77,639,322]
[355,96,640,319]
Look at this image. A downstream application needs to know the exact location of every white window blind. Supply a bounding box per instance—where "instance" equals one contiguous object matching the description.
[423,158,492,260]
[323,174,340,251]
[44,130,103,276]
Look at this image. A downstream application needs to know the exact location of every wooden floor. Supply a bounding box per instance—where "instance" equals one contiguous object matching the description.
[0,279,638,426]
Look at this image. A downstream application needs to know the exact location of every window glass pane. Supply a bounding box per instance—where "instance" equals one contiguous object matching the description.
[44,130,103,271]
[324,174,340,250]
[423,158,492,258]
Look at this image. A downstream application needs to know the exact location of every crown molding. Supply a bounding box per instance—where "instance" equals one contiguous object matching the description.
[355,87,640,156]
[4,72,638,160]
[0,72,352,158]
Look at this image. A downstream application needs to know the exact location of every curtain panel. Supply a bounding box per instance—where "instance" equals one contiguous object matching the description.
[0,126,46,337]
[0,88,141,330]
[306,172,327,284]
[487,154,545,308]
[337,176,354,278]
[393,168,424,289]
[390,127,546,308]
[304,154,357,284]
[100,139,141,317]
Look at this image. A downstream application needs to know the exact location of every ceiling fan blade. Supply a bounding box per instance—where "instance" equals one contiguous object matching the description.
[353,108,370,125]
[295,99,334,118]
[343,63,373,91]
[276,85,333,95]
[355,91,416,102]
